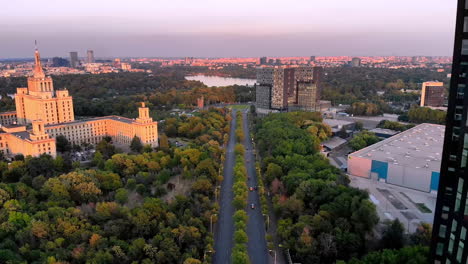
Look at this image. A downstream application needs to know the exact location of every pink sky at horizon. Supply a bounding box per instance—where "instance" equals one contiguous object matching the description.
[0,0,458,58]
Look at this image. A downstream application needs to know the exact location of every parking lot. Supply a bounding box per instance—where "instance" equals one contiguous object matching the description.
[348,174,437,233]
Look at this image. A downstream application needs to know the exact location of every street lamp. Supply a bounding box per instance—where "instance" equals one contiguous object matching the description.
[203,250,213,262]
[215,186,221,201]
[263,214,270,230]
[269,249,277,264]
[210,214,217,233]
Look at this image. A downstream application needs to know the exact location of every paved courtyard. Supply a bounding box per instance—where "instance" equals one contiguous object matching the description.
[348,174,437,233]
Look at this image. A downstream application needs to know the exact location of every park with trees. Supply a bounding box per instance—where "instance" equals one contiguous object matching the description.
[254,111,429,263]
[0,107,230,263]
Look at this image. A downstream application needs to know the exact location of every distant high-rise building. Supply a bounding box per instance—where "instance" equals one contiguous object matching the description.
[275,59,281,65]
[184,57,194,65]
[256,68,287,110]
[351,57,361,67]
[114,58,121,68]
[121,63,132,71]
[197,96,204,109]
[255,84,271,110]
[290,67,314,104]
[256,66,322,112]
[310,56,316,62]
[268,59,275,65]
[259,57,267,65]
[51,57,69,67]
[284,68,296,104]
[430,1,468,263]
[86,50,95,63]
[297,81,318,111]
[313,66,324,99]
[420,82,446,107]
[69,52,79,68]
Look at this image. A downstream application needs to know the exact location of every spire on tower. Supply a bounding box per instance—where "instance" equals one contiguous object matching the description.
[33,41,45,78]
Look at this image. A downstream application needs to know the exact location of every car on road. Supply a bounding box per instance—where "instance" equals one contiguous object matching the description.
[250,203,255,209]
[249,187,254,191]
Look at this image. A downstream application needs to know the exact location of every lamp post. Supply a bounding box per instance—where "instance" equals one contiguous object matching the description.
[215,186,221,201]
[210,214,217,233]
[263,213,270,230]
[269,249,277,264]
[203,250,212,262]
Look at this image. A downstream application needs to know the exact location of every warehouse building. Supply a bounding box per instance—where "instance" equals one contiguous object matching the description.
[348,123,444,193]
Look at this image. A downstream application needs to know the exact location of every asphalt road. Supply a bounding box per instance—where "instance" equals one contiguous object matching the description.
[242,111,269,264]
[213,110,237,264]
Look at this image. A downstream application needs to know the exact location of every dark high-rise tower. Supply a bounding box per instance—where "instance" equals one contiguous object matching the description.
[87,50,95,63]
[69,52,79,68]
[430,1,468,263]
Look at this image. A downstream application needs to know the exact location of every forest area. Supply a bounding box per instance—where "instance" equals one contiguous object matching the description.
[253,111,430,263]
[0,108,230,263]
[0,72,255,119]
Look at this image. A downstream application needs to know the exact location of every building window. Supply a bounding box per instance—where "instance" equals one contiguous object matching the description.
[440,224,447,238]
[457,241,464,262]
[462,40,468,55]
[452,219,458,233]
[436,242,444,256]
[449,233,456,253]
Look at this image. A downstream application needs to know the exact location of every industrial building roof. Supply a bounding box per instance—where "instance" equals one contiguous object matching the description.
[349,123,445,172]
[322,136,347,150]
[369,128,399,137]
[323,119,354,128]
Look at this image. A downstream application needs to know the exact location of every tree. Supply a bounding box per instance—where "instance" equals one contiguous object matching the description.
[355,121,364,131]
[183,258,202,264]
[115,188,128,204]
[234,230,248,244]
[96,138,116,159]
[407,106,446,124]
[264,163,283,185]
[159,134,170,150]
[349,131,381,151]
[232,248,250,264]
[349,246,429,264]
[93,151,105,169]
[130,136,143,153]
[143,144,153,153]
[409,223,432,246]
[56,135,72,153]
[380,219,405,250]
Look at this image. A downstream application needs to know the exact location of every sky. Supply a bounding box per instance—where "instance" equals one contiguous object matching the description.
[0,0,458,58]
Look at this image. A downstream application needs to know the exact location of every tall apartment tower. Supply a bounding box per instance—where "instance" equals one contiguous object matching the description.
[256,68,288,110]
[430,1,468,263]
[256,66,323,112]
[87,50,95,63]
[69,52,79,68]
[421,81,446,107]
[351,57,361,67]
[259,57,267,65]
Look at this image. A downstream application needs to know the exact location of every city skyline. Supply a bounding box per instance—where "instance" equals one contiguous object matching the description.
[0,0,457,58]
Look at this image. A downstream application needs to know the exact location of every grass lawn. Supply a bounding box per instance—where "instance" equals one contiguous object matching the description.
[415,203,432,213]
[228,104,250,110]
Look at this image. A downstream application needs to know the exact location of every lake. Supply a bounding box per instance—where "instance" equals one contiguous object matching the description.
[185,75,256,87]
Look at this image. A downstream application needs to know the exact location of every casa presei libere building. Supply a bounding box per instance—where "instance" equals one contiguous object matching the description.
[0,48,158,158]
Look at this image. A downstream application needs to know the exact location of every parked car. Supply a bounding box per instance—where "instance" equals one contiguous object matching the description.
[250,203,255,209]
